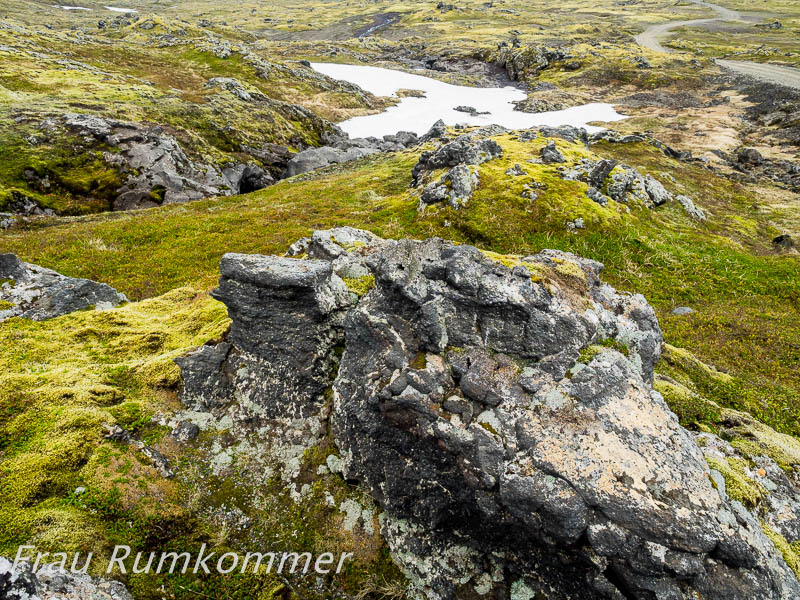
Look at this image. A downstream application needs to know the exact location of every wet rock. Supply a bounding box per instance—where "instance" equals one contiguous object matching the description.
[540,141,566,163]
[0,253,127,322]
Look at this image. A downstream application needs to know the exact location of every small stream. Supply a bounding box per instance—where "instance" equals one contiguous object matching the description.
[312,63,627,138]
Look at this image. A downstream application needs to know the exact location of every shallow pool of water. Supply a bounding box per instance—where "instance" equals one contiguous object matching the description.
[311,63,627,138]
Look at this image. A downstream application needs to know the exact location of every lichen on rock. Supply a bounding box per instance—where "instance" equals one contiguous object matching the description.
[177,228,800,599]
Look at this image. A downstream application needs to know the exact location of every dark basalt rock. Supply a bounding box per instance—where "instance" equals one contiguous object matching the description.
[0,253,127,322]
[179,253,353,420]
[178,231,800,599]
[412,134,502,184]
[541,140,567,163]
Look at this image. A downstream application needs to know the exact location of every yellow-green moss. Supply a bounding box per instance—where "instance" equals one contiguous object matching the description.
[761,522,800,579]
[705,456,765,509]
[343,274,375,297]
[655,378,721,430]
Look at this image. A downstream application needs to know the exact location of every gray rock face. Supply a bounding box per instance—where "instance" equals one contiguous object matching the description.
[284,146,378,177]
[0,558,132,600]
[284,131,419,177]
[420,164,479,209]
[541,140,566,163]
[329,238,798,599]
[179,231,800,599]
[178,253,353,420]
[412,134,502,184]
[62,114,272,210]
[0,254,126,322]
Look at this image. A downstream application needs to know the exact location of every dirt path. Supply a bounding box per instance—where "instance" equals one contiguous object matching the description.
[635,0,800,90]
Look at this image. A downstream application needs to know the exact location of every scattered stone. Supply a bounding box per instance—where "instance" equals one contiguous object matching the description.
[671,306,695,315]
[505,163,528,176]
[540,141,566,163]
[737,147,764,166]
[643,174,672,206]
[172,420,200,442]
[0,254,127,322]
[567,217,585,231]
[412,134,502,183]
[420,165,479,209]
[454,105,490,116]
[629,55,651,69]
[0,557,133,600]
[585,186,608,206]
[677,195,706,221]
[204,77,260,102]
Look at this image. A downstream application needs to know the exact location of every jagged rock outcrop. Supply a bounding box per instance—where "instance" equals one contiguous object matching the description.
[412,134,503,184]
[561,157,706,216]
[420,164,479,209]
[0,253,127,322]
[495,45,571,81]
[0,558,132,600]
[541,140,567,163]
[61,114,272,210]
[178,230,800,599]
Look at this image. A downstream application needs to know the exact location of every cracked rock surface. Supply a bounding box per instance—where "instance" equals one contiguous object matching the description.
[178,229,800,599]
[0,253,127,322]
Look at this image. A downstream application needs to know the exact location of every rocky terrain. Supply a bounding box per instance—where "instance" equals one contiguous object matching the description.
[1,0,799,599]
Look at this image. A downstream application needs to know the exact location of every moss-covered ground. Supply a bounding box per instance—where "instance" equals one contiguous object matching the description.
[2,131,798,439]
